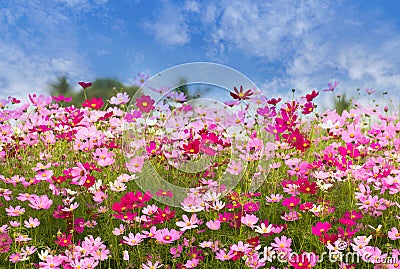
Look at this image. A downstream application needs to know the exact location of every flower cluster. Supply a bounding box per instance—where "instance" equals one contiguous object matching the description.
[0,82,398,268]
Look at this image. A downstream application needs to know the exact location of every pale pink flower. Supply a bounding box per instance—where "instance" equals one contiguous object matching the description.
[112,224,125,236]
[122,232,144,246]
[226,160,243,175]
[9,221,20,227]
[126,156,145,173]
[142,205,159,216]
[110,92,130,105]
[93,148,115,167]
[123,250,129,261]
[28,194,53,210]
[24,217,40,229]
[93,191,108,203]
[241,214,259,228]
[206,220,221,231]
[38,255,63,268]
[6,205,25,216]
[266,194,283,203]
[215,249,234,261]
[350,235,373,254]
[181,195,205,212]
[142,226,158,239]
[0,188,12,201]
[61,202,79,212]
[17,193,33,202]
[176,214,200,231]
[154,228,181,244]
[388,227,400,240]
[35,170,53,182]
[184,258,199,268]
[271,235,292,253]
[20,246,37,258]
[230,241,252,254]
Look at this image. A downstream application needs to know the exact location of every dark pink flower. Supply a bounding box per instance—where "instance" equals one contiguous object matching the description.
[52,95,72,102]
[135,95,155,113]
[82,97,104,110]
[282,196,300,209]
[311,221,332,236]
[78,81,92,89]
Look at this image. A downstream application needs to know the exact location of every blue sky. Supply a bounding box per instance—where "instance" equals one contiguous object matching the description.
[1,0,400,108]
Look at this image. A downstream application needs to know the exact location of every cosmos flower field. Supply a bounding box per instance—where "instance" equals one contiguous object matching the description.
[0,79,399,269]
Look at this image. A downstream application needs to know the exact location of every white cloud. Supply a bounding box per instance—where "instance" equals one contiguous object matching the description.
[143,0,190,46]
[186,0,400,109]
[184,0,200,13]
[0,43,90,101]
[0,1,111,101]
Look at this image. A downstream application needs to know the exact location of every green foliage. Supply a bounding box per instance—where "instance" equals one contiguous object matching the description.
[334,94,352,115]
[49,75,72,96]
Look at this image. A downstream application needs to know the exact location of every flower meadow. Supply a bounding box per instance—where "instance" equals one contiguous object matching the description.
[0,79,399,269]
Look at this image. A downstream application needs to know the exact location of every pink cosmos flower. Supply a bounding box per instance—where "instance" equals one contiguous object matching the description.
[170,244,183,258]
[136,95,155,113]
[134,73,149,87]
[126,156,145,173]
[350,235,372,254]
[5,205,25,217]
[154,228,181,244]
[28,194,53,210]
[70,162,88,186]
[9,253,22,263]
[226,160,243,175]
[24,217,40,229]
[110,92,130,105]
[0,188,12,201]
[270,235,292,253]
[281,211,299,221]
[184,258,199,268]
[142,226,158,239]
[93,148,115,167]
[266,194,283,203]
[35,170,53,182]
[388,227,400,240]
[215,249,235,261]
[20,245,37,258]
[52,95,72,102]
[230,241,252,254]
[9,221,20,227]
[122,232,145,246]
[323,81,338,92]
[241,214,259,228]
[93,191,108,204]
[181,195,204,212]
[206,220,221,231]
[39,255,63,268]
[176,214,200,231]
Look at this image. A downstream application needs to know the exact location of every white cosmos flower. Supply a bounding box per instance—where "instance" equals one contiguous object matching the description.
[254,223,274,234]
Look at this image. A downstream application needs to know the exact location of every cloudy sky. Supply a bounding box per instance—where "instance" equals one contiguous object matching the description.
[1,0,400,108]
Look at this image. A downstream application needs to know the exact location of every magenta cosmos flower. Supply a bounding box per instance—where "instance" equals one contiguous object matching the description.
[311,221,332,236]
[78,81,92,89]
[136,95,155,113]
[82,97,104,110]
